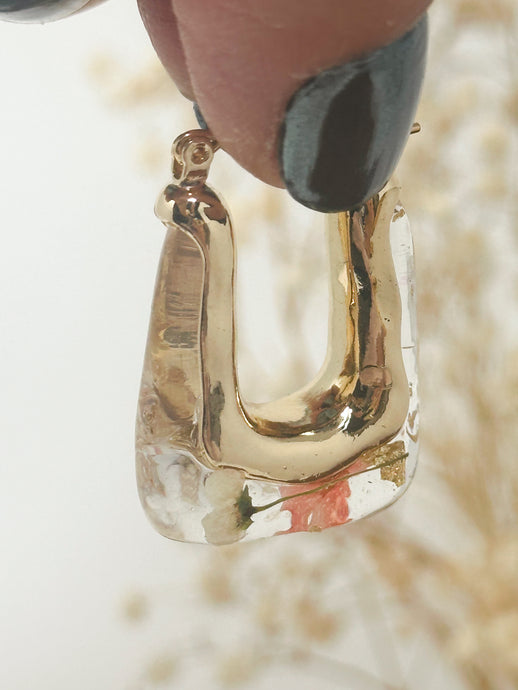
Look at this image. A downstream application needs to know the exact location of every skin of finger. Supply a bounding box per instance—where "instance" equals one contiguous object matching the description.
[140,0,432,188]
[137,0,193,99]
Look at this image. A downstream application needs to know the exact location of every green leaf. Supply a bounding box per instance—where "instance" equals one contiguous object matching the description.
[235,486,255,529]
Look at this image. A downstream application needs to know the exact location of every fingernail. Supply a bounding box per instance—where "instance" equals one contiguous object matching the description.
[279,15,428,213]
[0,0,91,23]
[193,102,208,130]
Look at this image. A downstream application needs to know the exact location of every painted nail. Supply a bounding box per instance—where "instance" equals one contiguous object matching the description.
[0,0,90,22]
[279,15,428,213]
[193,102,208,130]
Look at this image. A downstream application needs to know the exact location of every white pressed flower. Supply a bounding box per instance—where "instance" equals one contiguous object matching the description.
[202,506,248,546]
[205,468,246,506]
[203,469,254,545]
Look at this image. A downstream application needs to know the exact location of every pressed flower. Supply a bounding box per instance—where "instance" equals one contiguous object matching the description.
[280,479,351,534]
[202,469,254,545]
[202,505,250,546]
[204,468,247,506]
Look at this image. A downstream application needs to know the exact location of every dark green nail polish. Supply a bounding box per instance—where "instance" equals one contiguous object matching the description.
[193,102,208,130]
[279,15,428,213]
[0,0,89,23]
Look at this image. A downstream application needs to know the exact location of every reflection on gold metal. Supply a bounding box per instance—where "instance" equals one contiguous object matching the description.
[137,129,410,486]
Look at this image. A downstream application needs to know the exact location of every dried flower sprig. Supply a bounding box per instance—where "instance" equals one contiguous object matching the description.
[202,446,409,545]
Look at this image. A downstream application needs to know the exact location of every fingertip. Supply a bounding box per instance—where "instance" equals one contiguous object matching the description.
[279,15,429,212]
[143,0,431,199]
[137,0,194,100]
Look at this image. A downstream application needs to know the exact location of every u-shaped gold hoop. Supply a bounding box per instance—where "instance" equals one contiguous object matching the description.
[137,129,411,489]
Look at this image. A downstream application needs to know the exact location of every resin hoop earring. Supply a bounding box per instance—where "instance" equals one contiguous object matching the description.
[135,129,418,545]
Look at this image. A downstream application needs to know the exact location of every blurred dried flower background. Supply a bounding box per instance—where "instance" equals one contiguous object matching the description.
[92,1,518,688]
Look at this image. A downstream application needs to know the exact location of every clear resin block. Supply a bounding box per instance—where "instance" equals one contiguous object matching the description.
[136,164,418,545]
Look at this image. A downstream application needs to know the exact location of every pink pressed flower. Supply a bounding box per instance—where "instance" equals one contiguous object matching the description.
[280,478,351,534]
